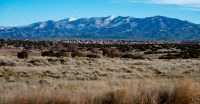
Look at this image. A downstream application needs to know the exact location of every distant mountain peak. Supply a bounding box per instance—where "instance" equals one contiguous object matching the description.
[0,15,199,40]
[59,17,76,22]
[106,15,116,21]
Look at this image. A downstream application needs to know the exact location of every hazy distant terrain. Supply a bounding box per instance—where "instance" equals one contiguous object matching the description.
[0,15,200,40]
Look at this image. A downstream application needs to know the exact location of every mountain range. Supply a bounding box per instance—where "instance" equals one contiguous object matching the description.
[0,15,200,40]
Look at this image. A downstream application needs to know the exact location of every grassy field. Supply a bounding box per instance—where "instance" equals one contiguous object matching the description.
[1,56,200,104]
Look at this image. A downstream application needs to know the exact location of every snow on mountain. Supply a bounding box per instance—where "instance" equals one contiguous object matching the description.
[0,15,200,40]
[68,17,76,21]
[108,16,135,27]
[105,15,116,21]
[0,26,5,29]
[39,22,45,28]
[58,17,76,22]
[32,22,45,29]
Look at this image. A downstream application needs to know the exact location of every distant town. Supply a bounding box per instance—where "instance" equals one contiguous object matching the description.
[19,39,200,45]
[54,39,200,45]
[1,39,200,48]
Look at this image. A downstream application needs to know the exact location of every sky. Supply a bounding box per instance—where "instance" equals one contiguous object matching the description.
[0,0,200,27]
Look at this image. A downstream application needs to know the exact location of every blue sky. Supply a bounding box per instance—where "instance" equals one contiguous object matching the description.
[0,0,200,26]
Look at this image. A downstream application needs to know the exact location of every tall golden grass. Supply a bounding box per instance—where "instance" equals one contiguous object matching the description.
[1,57,200,104]
[3,79,200,104]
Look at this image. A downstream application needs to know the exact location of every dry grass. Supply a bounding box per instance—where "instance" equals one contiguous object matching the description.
[0,78,199,104]
[1,56,200,104]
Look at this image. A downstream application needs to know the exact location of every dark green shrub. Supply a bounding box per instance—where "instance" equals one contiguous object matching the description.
[72,52,86,57]
[139,47,146,51]
[102,48,111,57]
[17,50,28,59]
[132,55,145,59]
[159,55,178,59]
[122,54,134,58]
[47,58,56,62]
[183,54,191,59]
[171,51,177,53]
[55,51,69,57]
[159,53,178,59]
[41,50,55,57]
[122,54,145,59]
[86,54,100,58]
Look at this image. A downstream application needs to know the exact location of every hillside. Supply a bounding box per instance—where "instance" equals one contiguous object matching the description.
[0,15,200,40]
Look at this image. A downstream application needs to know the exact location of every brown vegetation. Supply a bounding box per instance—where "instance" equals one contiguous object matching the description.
[0,55,200,103]
[1,79,200,104]
[0,40,200,104]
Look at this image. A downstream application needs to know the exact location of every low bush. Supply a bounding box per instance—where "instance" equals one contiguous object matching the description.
[159,53,178,59]
[17,50,28,59]
[72,52,86,57]
[55,51,69,57]
[159,55,178,59]
[102,48,111,57]
[41,50,55,57]
[86,54,100,58]
[132,55,145,59]
[42,50,70,57]
[122,54,135,58]
[111,49,122,58]
[122,54,145,59]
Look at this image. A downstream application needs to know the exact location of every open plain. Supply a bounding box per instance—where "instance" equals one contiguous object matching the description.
[1,56,200,103]
[1,0,200,103]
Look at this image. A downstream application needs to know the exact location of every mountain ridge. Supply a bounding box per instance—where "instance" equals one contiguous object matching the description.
[0,15,200,40]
